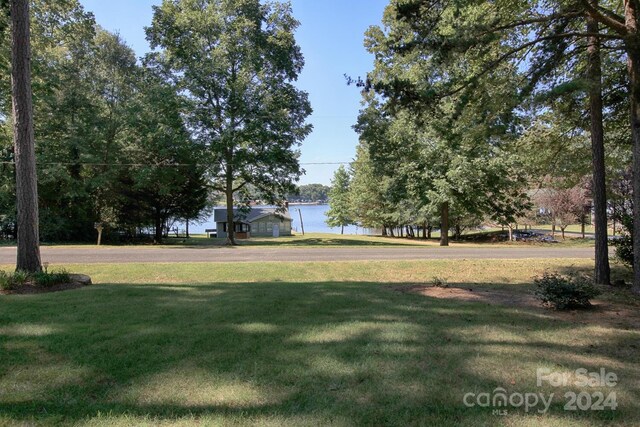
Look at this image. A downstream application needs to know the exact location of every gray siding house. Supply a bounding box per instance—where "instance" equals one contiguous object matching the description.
[214,207,293,239]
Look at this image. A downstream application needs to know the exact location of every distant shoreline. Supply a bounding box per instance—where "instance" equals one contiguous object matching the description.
[288,202,328,206]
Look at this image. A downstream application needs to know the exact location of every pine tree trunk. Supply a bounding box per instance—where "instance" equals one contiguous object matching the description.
[587,8,611,285]
[624,0,640,293]
[11,0,41,272]
[629,49,640,293]
[440,202,449,246]
[185,220,190,238]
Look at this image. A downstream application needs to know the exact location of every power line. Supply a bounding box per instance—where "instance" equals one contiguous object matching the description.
[300,162,351,165]
[0,161,352,167]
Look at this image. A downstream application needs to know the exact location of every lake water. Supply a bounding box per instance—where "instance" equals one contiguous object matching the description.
[182,204,363,235]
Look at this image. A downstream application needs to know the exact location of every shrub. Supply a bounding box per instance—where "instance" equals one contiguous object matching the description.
[534,272,600,310]
[613,234,633,269]
[0,270,11,290]
[431,276,449,288]
[612,212,633,268]
[34,269,71,288]
[0,270,31,290]
[12,270,30,286]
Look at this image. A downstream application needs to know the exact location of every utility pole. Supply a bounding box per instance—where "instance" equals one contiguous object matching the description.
[298,209,305,236]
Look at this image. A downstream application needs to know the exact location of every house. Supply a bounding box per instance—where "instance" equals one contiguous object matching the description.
[214,207,293,239]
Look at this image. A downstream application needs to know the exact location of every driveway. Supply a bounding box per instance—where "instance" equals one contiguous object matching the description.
[0,245,597,264]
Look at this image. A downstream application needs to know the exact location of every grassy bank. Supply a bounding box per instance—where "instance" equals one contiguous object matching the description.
[1,260,638,426]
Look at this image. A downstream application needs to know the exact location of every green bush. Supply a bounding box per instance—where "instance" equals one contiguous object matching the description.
[431,276,449,288]
[534,272,601,310]
[0,270,11,290]
[613,234,633,269]
[0,270,31,290]
[33,269,71,288]
[612,212,633,268]
[12,270,30,286]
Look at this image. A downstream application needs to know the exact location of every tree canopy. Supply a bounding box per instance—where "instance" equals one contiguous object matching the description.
[147,0,312,244]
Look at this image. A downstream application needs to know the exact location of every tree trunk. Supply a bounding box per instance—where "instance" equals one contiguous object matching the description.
[11,0,41,273]
[508,225,513,242]
[587,7,611,285]
[440,202,449,246]
[185,220,190,238]
[630,48,640,293]
[341,224,344,235]
[427,225,432,239]
[225,183,235,245]
[625,1,640,293]
[154,211,163,244]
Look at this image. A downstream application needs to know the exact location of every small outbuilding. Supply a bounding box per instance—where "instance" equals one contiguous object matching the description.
[214,207,293,239]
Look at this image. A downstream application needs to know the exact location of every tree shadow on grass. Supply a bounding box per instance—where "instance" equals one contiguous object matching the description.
[0,281,638,425]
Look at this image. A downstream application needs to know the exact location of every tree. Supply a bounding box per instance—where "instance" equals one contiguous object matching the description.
[0,1,216,244]
[147,0,312,245]
[587,3,611,283]
[325,165,352,234]
[360,0,639,287]
[538,186,589,240]
[354,40,530,245]
[11,0,41,272]
[349,142,390,233]
[291,184,331,203]
[115,64,210,243]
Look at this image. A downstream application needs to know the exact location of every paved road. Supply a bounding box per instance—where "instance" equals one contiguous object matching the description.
[0,245,596,264]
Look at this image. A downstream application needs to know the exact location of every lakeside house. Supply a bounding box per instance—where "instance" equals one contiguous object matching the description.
[214,207,293,239]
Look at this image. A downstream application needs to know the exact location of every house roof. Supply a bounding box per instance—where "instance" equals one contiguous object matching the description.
[214,207,292,224]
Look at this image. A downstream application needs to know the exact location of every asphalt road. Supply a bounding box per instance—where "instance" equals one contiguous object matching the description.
[0,245,596,264]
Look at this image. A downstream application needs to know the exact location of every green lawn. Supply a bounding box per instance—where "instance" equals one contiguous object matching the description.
[1,260,638,426]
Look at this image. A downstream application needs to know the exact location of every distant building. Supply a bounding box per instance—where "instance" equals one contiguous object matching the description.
[214,207,293,239]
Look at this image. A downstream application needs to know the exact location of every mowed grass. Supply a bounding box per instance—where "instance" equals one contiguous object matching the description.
[1,259,638,426]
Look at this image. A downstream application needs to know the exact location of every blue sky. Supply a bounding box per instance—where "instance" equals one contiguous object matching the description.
[78,0,389,185]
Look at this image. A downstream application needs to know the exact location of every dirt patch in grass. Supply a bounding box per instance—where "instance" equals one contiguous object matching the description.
[390,284,640,329]
[0,274,92,295]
